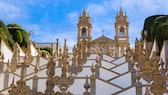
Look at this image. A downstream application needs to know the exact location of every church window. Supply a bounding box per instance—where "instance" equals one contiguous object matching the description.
[82,28,87,37]
[120,27,125,36]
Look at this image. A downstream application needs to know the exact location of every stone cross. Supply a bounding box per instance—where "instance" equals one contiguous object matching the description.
[101,29,104,36]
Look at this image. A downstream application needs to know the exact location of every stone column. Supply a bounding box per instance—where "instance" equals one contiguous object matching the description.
[128,59,136,86]
[135,81,142,95]
[95,64,100,78]
[0,62,4,73]
[95,68,99,78]
[130,68,136,86]
[160,68,166,91]
[4,70,9,89]
[32,75,38,95]
[90,75,96,95]
[150,71,164,95]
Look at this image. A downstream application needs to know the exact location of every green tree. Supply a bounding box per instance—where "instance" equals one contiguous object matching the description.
[0,28,7,40]
[13,30,23,44]
[0,20,14,48]
[7,23,30,48]
[40,47,53,56]
[20,29,30,47]
[142,15,168,52]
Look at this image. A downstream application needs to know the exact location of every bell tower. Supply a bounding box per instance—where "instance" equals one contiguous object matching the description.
[114,7,130,57]
[77,8,92,43]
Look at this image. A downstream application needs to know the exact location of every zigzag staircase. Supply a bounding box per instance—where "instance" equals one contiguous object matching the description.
[94,54,135,95]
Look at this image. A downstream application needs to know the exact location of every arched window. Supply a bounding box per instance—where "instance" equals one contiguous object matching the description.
[120,27,125,36]
[82,28,87,37]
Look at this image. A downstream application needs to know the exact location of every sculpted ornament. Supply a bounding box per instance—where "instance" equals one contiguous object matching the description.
[53,39,74,94]
[46,58,56,79]
[69,45,81,75]
[8,80,31,95]
[140,60,154,82]
[125,47,132,62]
[35,49,41,72]
[69,39,89,75]
[83,76,91,95]
[24,41,33,64]
[44,58,56,95]
[8,43,20,72]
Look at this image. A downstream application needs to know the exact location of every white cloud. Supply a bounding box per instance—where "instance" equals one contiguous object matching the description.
[67,12,79,24]
[87,3,107,15]
[0,2,21,19]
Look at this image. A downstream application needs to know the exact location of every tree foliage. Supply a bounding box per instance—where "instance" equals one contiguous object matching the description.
[7,23,30,48]
[13,30,23,44]
[142,15,168,51]
[40,47,53,56]
[21,29,30,47]
[0,28,7,40]
[0,20,30,50]
[40,50,51,58]
[0,20,14,48]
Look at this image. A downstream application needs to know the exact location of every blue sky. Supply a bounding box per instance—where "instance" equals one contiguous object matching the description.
[0,0,168,49]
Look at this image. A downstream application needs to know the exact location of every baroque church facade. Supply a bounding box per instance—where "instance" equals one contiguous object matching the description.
[77,7,130,57]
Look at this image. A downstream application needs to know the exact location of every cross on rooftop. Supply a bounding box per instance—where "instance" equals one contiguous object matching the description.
[101,29,104,36]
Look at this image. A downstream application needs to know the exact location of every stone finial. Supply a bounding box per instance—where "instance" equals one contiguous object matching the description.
[63,39,68,55]
[82,8,87,17]
[119,6,124,16]
[83,75,91,95]
[91,63,96,75]
[24,41,33,64]
[84,75,90,90]
[144,83,151,95]
[34,49,41,74]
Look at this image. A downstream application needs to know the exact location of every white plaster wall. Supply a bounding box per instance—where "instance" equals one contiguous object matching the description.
[76,68,92,77]
[112,56,126,65]
[83,60,95,66]
[117,87,136,95]
[87,54,98,59]
[37,79,46,93]
[0,73,4,90]
[68,79,85,94]
[0,40,13,62]
[30,42,38,56]
[99,68,118,80]
[96,79,121,95]
[18,46,25,56]
[110,73,132,88]
[112,62,129,74]
[101,60,116,69]
[103,54,115,62]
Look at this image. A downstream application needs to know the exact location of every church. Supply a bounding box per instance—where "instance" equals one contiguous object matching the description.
[0,7,168,95]
[37,7,130,58]
[77,7,129,57]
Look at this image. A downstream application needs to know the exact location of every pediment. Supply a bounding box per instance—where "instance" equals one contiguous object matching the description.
[90,35,115,44]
